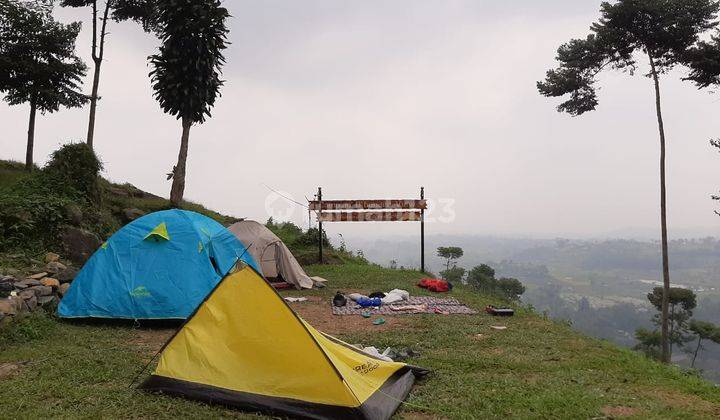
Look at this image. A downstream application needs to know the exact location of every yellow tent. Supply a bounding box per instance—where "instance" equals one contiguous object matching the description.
[139,263,427,419]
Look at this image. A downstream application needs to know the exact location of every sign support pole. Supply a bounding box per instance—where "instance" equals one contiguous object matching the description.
[318,186,323,264]
[420,186,425,273]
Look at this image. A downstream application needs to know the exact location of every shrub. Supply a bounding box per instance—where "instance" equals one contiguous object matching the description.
[44,143,103,203]
[0,143,103,251]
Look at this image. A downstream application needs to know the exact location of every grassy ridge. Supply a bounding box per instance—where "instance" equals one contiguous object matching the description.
[1,264,719,418]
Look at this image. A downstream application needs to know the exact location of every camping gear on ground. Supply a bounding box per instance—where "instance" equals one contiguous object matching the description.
[490,325,508,330]
[485,305,515,316]
[361,346,393,362]
[348,292,366,302]
[356,297,382,307]
[373,317,386,326]
[361,311,372,318]
[333,292,347,307]
[385,348,421,362]
[57,209,258,319]
[227,220,315,289]
[368,291,386,299]
[333,296,477,316]
[139,263,428,419]
[417,278,450,293]
[270,281,293,290]
[381,289,410,304]
[283,297,307,302]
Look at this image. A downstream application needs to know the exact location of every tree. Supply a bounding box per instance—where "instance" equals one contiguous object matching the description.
[440,266,465,284]
[537,0,720,364]
[496,277,526,301]
[60,0,157,148]
[149,0,229,207]
[0,0,88,170]
[647,286,697,357]
[466,264,496,291]
[688,320,720,368]
[634,327,662,359]
[466,264,526,300]
[436,246,463,276]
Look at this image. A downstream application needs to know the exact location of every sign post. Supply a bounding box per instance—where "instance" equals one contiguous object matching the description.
[309,189,427,272]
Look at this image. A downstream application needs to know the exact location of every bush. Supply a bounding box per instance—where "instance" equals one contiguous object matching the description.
[44,143,103,203]
[296,227,331,248]
[0,143,102,251]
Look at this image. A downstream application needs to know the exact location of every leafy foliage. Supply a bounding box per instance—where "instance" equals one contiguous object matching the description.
[634,327,662,359]
[683,30,720,87]
[467,263,525,301]
[0,144,102,251]
[0,0,88,112]
[537,0,720,115]
[148,0,229,124]
[437,246,463,275]
[440,266,465,283]
[44,143,103,202]
[646,286,698,356]
[466,264,496,290]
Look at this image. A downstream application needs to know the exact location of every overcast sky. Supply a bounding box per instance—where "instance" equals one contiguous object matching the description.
[2,1,720,240]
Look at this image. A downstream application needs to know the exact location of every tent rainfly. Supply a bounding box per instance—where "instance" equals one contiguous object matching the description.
[58,209,259,319]
[228,220,315,289]
[140,263,428,419]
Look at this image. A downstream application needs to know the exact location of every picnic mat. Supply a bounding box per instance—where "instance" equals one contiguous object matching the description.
[332,296,478,316]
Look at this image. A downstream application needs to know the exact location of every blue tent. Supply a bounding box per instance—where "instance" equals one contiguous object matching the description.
[58,209,259,319]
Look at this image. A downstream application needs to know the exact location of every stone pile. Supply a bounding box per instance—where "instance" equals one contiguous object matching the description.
[0,252,78,327]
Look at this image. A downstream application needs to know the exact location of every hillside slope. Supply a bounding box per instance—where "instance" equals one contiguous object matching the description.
[1,157,719,418]
[1,264,719,419]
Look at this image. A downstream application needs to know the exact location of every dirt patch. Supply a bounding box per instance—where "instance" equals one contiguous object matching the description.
[0,361,26,379]
[601,406,641,418]
[288,296,412,335]
[128,328,174,355]
[640,388,720,416]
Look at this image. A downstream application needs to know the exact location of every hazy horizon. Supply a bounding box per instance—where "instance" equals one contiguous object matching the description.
[2,0,720,239]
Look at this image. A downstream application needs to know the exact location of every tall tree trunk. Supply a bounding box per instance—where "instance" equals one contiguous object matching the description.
[25,95,37,171]
[86,0,111,148]
[170,118,192,207]
[86,58,102,148]
[691,335,702,368]
[649,53,671,364]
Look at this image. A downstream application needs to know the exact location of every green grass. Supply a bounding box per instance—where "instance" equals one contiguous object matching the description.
[1,264,719,418]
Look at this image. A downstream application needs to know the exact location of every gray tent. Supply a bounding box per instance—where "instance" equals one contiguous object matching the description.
[227,220,315,289]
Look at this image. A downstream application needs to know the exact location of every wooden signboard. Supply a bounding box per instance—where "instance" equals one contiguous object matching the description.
[309,187,426,272]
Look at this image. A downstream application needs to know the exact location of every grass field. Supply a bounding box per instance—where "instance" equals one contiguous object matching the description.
[1,264,720,419]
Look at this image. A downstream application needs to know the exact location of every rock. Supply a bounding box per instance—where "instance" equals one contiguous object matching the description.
[38,295,57,308]
[13,282,28,290]
[57,267,79,284]
[58,283,71,297]
[19,279,41,287]
[44,252,60,263]
[60,226,101,264]
[28,285,53,297]
[28,272,48,280]
[23,294,37,311]
[19,289,35,300]
[0,296,24,315]
[122,208,146,222]
[45,261,67,274]
[0,282,13,293]
[64,203,83,226]
[41,278,60,288]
